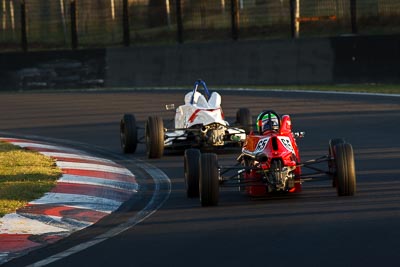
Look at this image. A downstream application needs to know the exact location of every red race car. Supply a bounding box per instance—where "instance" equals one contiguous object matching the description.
[184,110,356,206]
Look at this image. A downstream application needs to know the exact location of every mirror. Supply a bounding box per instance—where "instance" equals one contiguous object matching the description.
[165,104,175,110]
[294,131,305,138]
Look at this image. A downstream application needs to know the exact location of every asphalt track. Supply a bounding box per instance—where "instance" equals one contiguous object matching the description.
[0,89,399,267]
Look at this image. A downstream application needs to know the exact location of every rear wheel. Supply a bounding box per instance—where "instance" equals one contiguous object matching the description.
[329,138,345,158]
[329,138,345,187]
[236,108,252,134]
[200,153,219,206]
[145,116,164,159]
[120,114,138,153]
[184,149,200,198]
[335,143,356,196]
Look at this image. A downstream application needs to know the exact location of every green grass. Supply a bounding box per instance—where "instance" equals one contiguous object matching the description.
[226,84,400,95]
[0,141,62,217]
[111,83,400,95]
[2,83,399,95]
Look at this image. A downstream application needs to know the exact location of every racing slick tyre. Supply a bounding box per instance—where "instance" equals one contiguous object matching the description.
[334,143,356,196]
[145,116,164,159]
[236,108,252,134]
[120,114,138,154]
[184,149,201,198]
[328,138,345,187]
[200,153,219,206]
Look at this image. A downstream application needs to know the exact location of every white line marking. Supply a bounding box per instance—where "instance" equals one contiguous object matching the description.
[56,161,134,176]
[40,151,115,164]
[59,174,138,191]
[29,193,122,214]
[0,213,69,235]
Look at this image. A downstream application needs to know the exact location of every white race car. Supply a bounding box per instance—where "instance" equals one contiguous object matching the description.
[120,80,252,158]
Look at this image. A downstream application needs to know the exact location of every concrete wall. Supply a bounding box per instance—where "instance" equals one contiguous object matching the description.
[105,38,334,87]
[0,34,399,91]
[105,34,400,87]
[0,49,105,90]
[331,35,400,84]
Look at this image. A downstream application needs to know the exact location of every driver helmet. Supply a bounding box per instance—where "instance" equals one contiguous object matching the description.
[257,113,279,132]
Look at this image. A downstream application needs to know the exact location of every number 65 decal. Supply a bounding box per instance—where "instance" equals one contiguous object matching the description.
[279,137,294,153]
[255,137,270,152]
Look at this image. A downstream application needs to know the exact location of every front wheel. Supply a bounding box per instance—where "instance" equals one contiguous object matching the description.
[335,143,356,196]
[200,153,219,206]
[145,116,164,159]
[184,149,201,198]
[120,114,138,153]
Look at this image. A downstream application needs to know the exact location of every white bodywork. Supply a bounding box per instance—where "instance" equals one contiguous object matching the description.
[164,91,246,147]
[175,91,225,128]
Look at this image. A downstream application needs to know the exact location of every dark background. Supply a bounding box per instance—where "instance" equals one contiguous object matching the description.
[1,1,400,90]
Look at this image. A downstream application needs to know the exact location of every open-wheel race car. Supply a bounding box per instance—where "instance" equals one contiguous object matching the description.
[184,110,356,206]
[120,80,252,158]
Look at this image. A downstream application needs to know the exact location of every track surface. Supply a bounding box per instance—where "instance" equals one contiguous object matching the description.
[1,90,399,267]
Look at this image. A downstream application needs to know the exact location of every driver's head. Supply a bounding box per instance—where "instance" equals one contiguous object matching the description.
[258,113,279,133]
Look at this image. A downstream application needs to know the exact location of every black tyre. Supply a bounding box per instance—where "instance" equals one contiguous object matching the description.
[329,138,345,158]
[236,108,252,134]
[200,153,219,206]
[328,138,345,187]
[335,143,356,196]
[145,116,164,159]
[120,114,138,153]
[184,149,201,198]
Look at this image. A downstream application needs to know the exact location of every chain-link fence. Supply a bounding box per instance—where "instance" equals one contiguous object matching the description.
[1,0,399,52]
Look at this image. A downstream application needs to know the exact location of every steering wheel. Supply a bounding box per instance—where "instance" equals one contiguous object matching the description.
[190,79,211,104]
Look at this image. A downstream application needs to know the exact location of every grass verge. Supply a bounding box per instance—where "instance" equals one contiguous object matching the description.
[1,83,400,95]
[100,84,400,95]
[0,141,62,218]
[215,84,400,95]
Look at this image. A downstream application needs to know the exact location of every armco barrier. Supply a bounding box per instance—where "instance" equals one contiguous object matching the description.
[0,35,399,91]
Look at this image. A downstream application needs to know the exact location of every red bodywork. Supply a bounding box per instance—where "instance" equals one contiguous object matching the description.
[241,115,302,196]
